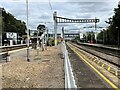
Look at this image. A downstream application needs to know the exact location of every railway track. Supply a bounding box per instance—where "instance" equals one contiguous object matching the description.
[0,44,30,52]
[72,42,120,68]
[76,41,120,58]
[67,42,120,79]
[0,44,29,62]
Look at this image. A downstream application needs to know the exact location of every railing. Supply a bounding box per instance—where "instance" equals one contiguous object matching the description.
[62,41,77,89]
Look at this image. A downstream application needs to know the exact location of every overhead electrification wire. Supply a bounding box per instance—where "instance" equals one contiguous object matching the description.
[48,0,54,29]
[48,0,53,14]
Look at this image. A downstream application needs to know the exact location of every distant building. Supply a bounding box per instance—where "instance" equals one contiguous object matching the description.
[79,32,84,39]
[64,33,79,40]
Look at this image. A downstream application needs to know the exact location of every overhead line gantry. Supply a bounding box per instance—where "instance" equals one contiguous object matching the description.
[53,11,100,46]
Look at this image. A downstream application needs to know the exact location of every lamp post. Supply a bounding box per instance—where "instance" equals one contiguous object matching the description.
[95,17,97,43]
[26,0,30,62]
[45,27,48,50]
[37,29,39,56]
[53,11,57,47]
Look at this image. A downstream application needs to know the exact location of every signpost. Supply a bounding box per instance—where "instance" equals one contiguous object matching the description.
[26,0,30,62]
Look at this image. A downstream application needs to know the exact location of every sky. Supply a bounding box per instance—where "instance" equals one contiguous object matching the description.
[0,0,120,34]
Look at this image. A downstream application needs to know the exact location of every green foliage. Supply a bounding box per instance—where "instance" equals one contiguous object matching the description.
[97,2,120,45]
[86,31,95,43]
[37,24,45,36]
[71,32,96,43]
[34,32,37,36]
[2,8,27,38]
[47,37,54,46]
[71,36,80,43]
[97,31,103,43]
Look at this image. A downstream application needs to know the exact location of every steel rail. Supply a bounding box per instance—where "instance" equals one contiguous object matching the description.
[71,42,120,68]
[67,42,120,79]
[76,41,120,58]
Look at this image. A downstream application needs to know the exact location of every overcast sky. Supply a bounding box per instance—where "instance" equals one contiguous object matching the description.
[0,0,119,33]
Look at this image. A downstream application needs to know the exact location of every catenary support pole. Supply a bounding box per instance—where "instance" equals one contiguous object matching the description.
[95,17,97,44]
[26,0,30,62]
[37,29,39,56]
[53,11,57,47]
[62,27,64,40]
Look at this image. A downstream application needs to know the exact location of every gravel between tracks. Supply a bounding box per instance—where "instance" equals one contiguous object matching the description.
[2,45,64,88]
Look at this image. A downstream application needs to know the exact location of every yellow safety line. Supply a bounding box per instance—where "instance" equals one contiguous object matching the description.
[102,64,105,67]
[93,59,96,62]
[108,67,111,71]
[68,45,119,89]
[115,71,118,76]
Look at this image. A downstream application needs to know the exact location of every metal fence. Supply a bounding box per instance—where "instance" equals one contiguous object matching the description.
[62,41,77,89]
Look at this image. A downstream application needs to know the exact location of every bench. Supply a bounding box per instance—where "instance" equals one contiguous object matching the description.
[0,52,10,62]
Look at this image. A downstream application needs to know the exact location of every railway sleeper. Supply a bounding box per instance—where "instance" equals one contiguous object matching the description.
[103,64,109,69]
[71,44,120,79]
[117,70,120,78]
[109,68,118,76]
[87,56,119,77]
[96,61,119,78]
[94,59,99,63]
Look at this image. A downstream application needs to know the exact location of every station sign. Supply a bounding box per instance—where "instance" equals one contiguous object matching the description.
[6,32,17,39]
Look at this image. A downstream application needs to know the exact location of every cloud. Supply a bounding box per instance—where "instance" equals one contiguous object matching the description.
[1,0,120,2]
[0,1,119,33]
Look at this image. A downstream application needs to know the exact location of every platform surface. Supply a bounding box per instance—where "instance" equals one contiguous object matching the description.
[2,45,64,88]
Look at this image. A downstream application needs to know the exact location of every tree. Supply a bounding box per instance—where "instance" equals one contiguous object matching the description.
[86,31,95,43]
[2,8,27,40]
[97,30,103,44]
[97,2,120,45]
[37,24,45,36]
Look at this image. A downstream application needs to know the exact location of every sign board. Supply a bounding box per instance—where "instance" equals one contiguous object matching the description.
[6,32,17,39]
[79,33,83,39]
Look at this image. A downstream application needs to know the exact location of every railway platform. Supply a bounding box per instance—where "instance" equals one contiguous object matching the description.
[77,42,120,50]
[1,45,64,88]
[66,42,120,89]
[0,42,120,89]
